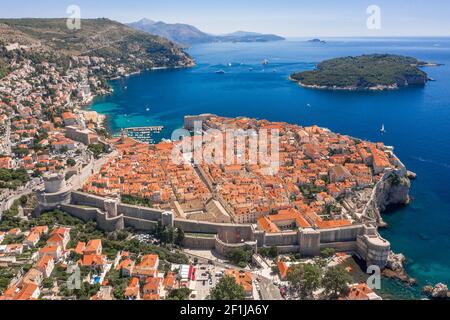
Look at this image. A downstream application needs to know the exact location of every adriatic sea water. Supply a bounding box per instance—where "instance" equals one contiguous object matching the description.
[91,38,450,299]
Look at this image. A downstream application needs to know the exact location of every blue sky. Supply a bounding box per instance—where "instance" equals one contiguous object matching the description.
[2,0,449,37]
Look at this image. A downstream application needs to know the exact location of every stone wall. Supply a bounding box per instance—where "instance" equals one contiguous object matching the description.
[319,241,357,253]
[356,232,390,268]
[299,229,321,256]
[174,219,253,241]
[118,204,169,224]
[71,191,105,209]
[39,190,391,268]
[319,225,364,243]
[61,204,124,232]
[182,235,216,250]
[35,189,72,214]
[123,216,158,232]
[264,232,299,247]
[214,236,257,256]
[270,245,300,254]
[61,204,97,221]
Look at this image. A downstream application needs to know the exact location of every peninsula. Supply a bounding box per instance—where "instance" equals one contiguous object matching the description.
[290,54,433,91]
[128,18,285,46]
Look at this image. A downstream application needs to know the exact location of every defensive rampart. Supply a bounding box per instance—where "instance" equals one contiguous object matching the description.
[37,190,390,268]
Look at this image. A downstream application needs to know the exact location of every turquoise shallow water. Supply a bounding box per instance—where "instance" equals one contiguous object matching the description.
[91,38,450,299]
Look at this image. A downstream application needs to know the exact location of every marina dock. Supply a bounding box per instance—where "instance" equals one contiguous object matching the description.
[120,126,164,144]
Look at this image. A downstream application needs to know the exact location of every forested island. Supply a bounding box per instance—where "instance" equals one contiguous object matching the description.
[290,54,434,91]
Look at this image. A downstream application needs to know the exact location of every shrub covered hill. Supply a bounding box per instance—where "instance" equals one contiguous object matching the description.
[290,54,432,91]
[0,18,194,77]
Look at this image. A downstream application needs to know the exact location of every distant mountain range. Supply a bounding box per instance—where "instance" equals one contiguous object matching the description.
[127,18,285,46]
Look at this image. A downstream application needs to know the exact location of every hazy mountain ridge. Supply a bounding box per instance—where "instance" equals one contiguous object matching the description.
[128,18,285,46]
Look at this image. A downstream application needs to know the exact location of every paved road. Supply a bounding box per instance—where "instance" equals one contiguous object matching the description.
[258,276,283,300]
[184,250,284,300]
[0,188,34,214]
[183,251,242,270]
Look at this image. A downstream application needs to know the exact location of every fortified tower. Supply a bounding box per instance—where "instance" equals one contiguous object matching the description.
[356,224,391,268]
[104,198,119,218]
[35,173,71,216]
[43,173,67,194]
[298,228,321,256]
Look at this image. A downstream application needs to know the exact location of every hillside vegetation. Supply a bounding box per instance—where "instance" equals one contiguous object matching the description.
[290,54,430,90]
[0,18,194,72]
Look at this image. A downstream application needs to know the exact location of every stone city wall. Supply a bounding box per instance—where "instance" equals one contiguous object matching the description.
[123,216,159,232]
[263,232,299,247]
[182,235,216,250]
[214,236,257,256]
[173,219,253,240]
[117,203,173,226]
[71,191,106,209]
[319,241,357,253]
[319,225,364,243]
[34,189,72,214]
[44,191,390,267]
[61,204,124,232]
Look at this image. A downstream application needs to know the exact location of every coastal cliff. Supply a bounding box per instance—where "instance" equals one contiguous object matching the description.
[375,172,411,212]
[362,167,411,228]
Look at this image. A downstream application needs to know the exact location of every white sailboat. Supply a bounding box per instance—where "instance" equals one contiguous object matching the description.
[380,124,386,133]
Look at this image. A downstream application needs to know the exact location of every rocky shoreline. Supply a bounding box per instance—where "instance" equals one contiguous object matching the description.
[289,76,402,92]
[289,76,433,92]
[422,283,450,300]
[382,252,417,286]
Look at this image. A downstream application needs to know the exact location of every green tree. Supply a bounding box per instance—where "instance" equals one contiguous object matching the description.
[160,226,175,244]
[322,266,351,299]
[167,287,192,300]
[19,195,28,206]
[227,248,252,268]
[66,158,76,167]
[175,228,185,246]
[259,246,278,259]
[286,263,322,300]
[320,248,336,259]
[210,276,246,300]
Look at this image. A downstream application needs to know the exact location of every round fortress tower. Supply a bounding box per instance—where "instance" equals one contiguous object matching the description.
[43,173,67,194]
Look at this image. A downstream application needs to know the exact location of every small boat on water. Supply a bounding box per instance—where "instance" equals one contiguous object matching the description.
[262,59,269,65]
[146,107,150,112]
[228,63,232,67]
[380,124,386,133]
[215,70,226,74]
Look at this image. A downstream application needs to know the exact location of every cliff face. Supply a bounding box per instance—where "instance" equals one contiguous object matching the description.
[375,171,411,212]
[399,74,428,87]
[362,169,411,227]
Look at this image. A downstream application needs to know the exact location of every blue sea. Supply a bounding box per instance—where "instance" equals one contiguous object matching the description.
[91,38,450,299]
